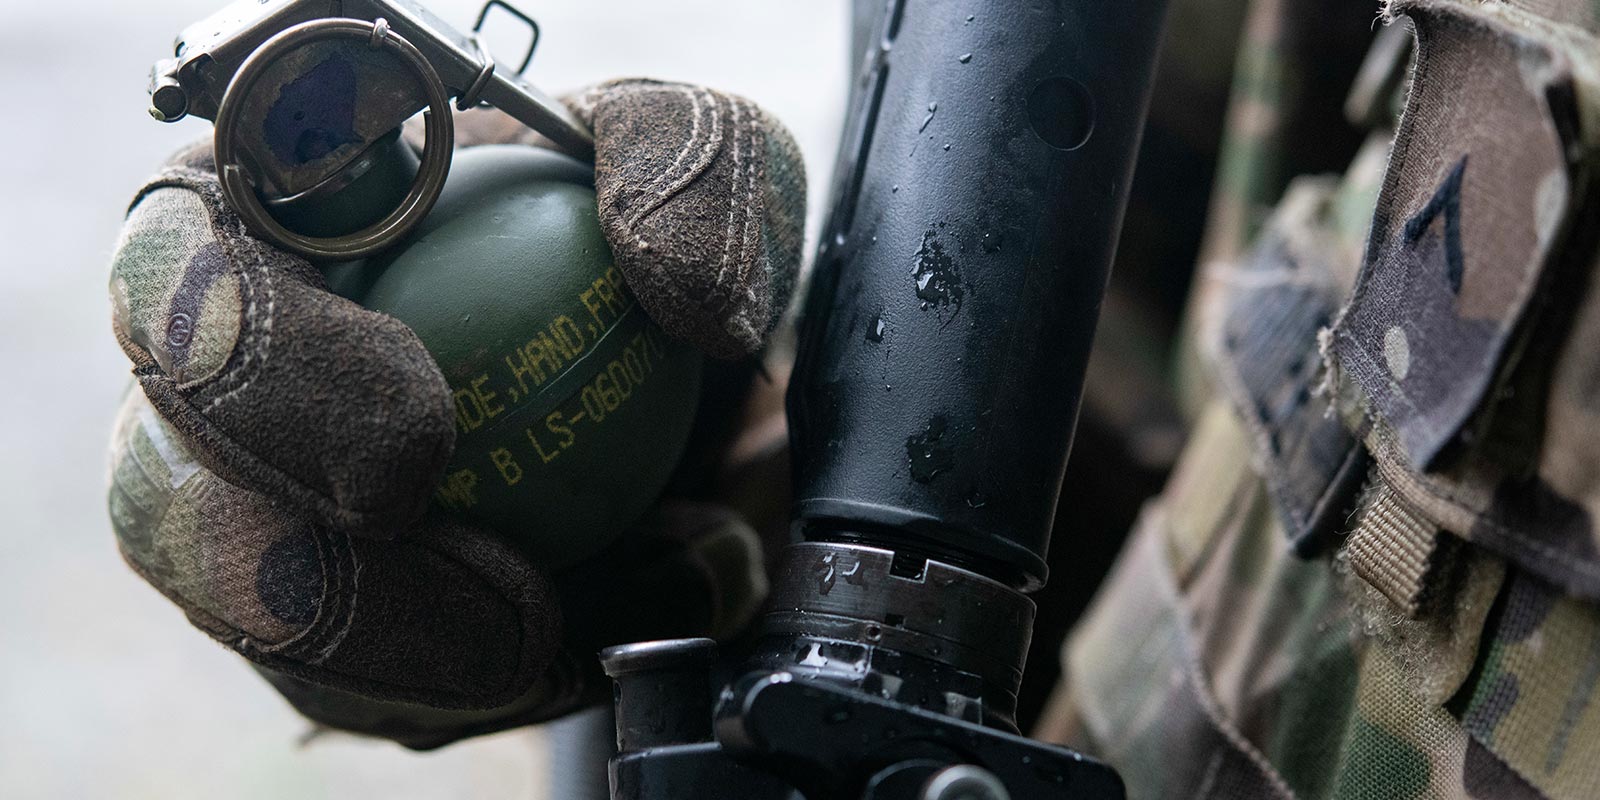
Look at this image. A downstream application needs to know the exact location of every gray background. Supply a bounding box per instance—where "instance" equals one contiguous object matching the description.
[0,1,845,797]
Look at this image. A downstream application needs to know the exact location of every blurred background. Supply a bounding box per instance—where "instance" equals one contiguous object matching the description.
[0,1,847,797]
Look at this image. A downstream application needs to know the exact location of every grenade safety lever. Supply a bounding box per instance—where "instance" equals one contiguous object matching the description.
[148,0,592,260]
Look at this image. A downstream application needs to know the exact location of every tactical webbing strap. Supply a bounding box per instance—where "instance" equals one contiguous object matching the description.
[1324,0,1600,600]
[1347,470,1442,616]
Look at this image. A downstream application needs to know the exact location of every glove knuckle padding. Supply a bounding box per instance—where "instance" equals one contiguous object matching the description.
[108,390,563,710]
[109,148,455,536]
[578,79,807,360]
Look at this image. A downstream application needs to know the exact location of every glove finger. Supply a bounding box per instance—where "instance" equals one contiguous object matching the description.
[557,500,769,651]
[109,142,454,535]
[108,389,560,711]
[567,79,808,360]
[260,500,771,746]
[252,657,592,751]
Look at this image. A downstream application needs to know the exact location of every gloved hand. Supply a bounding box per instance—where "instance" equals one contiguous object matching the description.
[106,79,805,749]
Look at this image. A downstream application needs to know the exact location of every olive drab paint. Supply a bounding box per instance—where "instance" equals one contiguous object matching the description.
[323,146,703,568]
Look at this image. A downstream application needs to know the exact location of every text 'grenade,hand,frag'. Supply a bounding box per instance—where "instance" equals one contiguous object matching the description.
[324,145,704,569]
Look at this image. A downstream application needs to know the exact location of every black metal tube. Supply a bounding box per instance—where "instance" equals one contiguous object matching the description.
[601,639,718,753]
[790,0,1170,589]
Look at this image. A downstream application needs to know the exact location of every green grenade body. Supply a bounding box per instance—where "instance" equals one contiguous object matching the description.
[323,146,703,568]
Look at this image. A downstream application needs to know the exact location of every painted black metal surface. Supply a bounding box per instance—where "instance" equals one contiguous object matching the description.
[790,0,1170,589]
[716,673,1124,799]
[608,0,1170,796]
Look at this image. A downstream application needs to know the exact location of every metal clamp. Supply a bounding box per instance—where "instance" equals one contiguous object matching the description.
[213,17,455,260]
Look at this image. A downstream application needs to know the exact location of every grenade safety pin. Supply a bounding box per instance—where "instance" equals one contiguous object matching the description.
[147,0,593,261]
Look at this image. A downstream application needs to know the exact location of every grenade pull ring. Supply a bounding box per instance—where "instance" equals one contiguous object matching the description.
[150,0,594,261]
[213,17,455,260]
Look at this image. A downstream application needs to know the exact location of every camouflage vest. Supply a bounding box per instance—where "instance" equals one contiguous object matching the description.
[1045,1,1600,798]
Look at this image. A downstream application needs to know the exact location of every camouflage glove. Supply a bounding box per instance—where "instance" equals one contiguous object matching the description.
[106,80,805,749]
[479,79,806,360]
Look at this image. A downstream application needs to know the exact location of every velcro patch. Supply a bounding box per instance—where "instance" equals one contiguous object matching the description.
[1329,1,1584,469]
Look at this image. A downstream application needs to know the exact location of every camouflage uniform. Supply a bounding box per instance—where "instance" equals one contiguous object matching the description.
[1038,1,1600,798]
